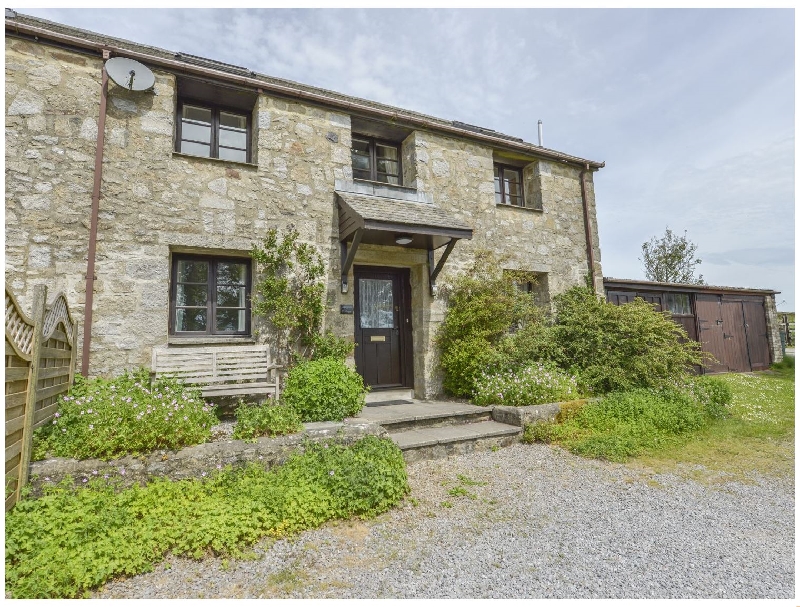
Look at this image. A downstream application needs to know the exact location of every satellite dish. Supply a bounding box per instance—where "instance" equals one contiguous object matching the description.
[105,57,155,92]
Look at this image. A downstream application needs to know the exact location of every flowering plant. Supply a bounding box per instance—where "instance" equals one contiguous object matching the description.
[32,369,217,461]
[472,362,580,407]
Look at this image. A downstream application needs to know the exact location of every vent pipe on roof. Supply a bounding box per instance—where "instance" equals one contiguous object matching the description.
[538,120,543,147]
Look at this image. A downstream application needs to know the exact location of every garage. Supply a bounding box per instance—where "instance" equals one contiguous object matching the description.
[604,278,782,373]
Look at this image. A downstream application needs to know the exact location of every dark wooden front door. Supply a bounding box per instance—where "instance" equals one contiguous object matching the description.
[354,267,412,389]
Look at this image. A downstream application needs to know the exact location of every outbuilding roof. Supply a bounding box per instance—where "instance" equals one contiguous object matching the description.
[603,277,779,296]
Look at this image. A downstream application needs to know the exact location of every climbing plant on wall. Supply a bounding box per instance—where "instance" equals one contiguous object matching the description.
[251,227,326,362]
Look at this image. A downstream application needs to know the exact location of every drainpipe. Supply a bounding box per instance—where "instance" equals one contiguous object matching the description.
[81,49,110,377]
[579,163,597,291]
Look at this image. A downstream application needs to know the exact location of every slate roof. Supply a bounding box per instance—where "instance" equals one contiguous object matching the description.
[336,192,473,235]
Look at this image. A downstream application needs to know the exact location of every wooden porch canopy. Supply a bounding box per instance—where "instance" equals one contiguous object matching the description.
[336,191,473,295]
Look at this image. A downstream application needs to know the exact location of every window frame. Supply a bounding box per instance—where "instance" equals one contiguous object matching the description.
[351,135,402,185]
[175,99,252,163]
[494,163,525,207]
[169,254,252,337]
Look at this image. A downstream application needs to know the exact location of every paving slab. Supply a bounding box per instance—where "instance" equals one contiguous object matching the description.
[356,400,488,426]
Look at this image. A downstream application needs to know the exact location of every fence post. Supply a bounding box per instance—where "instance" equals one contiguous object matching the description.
[68,320,80,387]
[18,284,46,492]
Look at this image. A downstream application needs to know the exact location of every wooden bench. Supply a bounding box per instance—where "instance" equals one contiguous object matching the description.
[151,344,282,400]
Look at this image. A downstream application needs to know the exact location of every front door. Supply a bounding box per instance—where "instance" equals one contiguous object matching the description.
[354,266,412,389]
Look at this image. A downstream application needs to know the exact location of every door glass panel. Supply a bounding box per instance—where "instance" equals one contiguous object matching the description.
[359,279,394,328]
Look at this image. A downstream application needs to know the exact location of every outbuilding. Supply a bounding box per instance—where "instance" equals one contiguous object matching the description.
[604,278,782,373]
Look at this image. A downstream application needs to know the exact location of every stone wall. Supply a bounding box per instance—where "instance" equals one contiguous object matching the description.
[6,36,604,397]
[27,419,385,498]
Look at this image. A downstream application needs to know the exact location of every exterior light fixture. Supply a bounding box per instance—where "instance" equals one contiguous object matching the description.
[395,234,413,245]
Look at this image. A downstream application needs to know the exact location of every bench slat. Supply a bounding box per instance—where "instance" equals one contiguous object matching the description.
[152,345,279,399]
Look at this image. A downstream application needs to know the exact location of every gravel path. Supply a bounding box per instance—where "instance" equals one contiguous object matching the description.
[94,443,794,599]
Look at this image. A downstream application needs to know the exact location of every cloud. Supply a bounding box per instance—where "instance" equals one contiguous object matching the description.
[703,247,794,267]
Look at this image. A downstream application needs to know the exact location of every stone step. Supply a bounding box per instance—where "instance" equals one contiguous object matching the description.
[388,420,522,462]
[365,388,415,404]
[358,400,492,432]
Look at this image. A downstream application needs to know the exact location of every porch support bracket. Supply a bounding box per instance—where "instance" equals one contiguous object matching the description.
[428,238,457,296]
[340,228,364,293]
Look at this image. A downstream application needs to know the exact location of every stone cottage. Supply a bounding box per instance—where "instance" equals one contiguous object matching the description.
[5,13,604,399]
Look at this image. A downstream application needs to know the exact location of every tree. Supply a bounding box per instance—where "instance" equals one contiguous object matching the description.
[640,227,704,284]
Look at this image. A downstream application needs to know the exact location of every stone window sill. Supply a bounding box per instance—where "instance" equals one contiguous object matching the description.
[172,152,258,169]
[168,336,257,345]
[495,203,543,213]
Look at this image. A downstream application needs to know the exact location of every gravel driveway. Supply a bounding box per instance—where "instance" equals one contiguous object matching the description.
[95,443,794,599]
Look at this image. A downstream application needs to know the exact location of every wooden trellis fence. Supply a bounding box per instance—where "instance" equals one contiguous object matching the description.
[5,285,78,510]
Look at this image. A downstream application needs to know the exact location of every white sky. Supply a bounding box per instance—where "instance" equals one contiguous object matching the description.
[16,7,796,310]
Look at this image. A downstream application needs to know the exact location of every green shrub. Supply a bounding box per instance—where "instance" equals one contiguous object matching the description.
[281,358,367,422]
[436,251,546,397]
[551,287,704,394]
[440,336,505,398]
[524,388,710,461]
[473,362,580,407]
[309,331,355,362]
[232,402,303,440]
[31,370,217,461]
[6,436,408,598]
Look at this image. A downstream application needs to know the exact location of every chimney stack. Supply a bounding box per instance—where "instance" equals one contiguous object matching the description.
[538,119,543,147]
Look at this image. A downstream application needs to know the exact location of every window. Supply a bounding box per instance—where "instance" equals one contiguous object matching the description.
[170,255,251,336]
[494,164,524,207]
[351,136,401,184]
[665,293,692,316]
[176,100,250,163]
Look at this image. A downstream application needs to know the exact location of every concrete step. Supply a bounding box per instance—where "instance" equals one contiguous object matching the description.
[388,420,522,462]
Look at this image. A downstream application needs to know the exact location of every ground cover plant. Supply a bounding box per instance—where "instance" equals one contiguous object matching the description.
[6,436,408,599]
[232,402,303,440]
[472,362,579,407]
[281,357,368,422]
[524,378,731,461]
[31,369,217,461]
[634,361,795,479]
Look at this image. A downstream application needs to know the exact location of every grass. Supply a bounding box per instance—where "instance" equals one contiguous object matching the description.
[633,362,795,482]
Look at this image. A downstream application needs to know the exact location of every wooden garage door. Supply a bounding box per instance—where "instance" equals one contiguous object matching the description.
[696,295,728,373]
[720,299,751,372]
[742,300,771,371]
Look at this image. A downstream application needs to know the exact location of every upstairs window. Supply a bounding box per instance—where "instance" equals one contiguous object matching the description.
[170,255,251,336]
[494,164,524,207]
[351,136,401,184]
[176,101,250,163]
